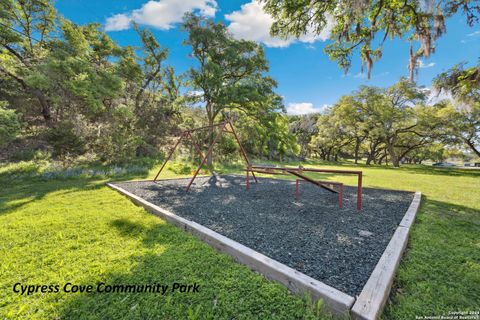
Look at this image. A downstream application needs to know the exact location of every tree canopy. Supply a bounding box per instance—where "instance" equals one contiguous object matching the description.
[182,13,283,126]
[433,62,480,156]
[261,0,479,80]
[0,0,477,166]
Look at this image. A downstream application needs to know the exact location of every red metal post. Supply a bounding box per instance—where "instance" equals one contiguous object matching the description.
[183,122,226,133]
[246,166,250,191]
[339,184,344,209]
[186,132,205,160]
[295,179,299,200]
[357,172,362,211]
[154,132,185,182]
[227,121,258,183]
[185,123,227,192]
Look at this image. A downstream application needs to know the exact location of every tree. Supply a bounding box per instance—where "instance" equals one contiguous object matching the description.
[332,96,369,163]
[310,110,352,161]
[234,111,298,161]
[0,102,22,146]
[182,13,283,166]
[0,0,57,123]
[1,0,183,163]
[124,25,183,156]
[433,63,480,156]
[289,114,318,159]
[261,0,479,80]
[309,79,442,166]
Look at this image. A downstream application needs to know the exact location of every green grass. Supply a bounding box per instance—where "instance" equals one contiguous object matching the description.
[0,160,479,319]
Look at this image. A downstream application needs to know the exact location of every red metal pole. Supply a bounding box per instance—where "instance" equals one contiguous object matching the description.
[227,120,258,183]
[186,132,205,160]
[250,165,362,175]
[357,172,362,211]
[246,166,250,191]
[295,179,299,200]
[185,123,227,192]
[183,122,226,133]
[153,132,185,182]
[339,184,343,209]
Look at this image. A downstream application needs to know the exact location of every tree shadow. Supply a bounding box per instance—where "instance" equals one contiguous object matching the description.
[391,165,480,178]
[0,162,156,216]
[113,176,416,296]
[385,196,480,317]
[58,217,323,319]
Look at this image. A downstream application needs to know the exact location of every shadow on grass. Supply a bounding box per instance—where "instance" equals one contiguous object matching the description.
[58,217,326,319]
[385,196,480,318]
[0,162,156,216]
[115,175,415,297]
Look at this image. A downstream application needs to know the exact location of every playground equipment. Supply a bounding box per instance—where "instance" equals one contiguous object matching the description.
[154,120,257,190]
[154,120,363,210]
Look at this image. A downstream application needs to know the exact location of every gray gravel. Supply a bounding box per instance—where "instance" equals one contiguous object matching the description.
[114,175,414,296]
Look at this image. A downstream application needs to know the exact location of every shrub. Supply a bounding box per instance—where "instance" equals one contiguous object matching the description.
[168,163,192,174]
[92,105,141,164]
[46,122,85,158]
[0,104,22,146]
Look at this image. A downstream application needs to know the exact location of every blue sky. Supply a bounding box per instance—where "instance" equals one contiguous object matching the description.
[55,0,480,115]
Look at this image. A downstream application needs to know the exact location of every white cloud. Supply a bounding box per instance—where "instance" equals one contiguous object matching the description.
[425,87,472,111]
[467,30,480,37]
[105,14,131,31]
[417,59,436,68]
[225,1,333,48]
[105,0,217,31]
[351,71,389,79]
[286,102,328,115]
[187,90,204,97]
[354,72,366,79]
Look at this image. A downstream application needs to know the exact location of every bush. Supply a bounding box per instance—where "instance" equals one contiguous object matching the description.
[168,163,192,174]
[92,105,141,164]
[0,104,22,146]
[46,122,85,158]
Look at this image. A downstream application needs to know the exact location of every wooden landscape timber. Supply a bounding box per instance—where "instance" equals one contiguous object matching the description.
[351,192,422,320]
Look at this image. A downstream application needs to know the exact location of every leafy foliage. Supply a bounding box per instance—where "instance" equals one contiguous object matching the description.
[46,122,85,158]
[433,62,480,156]
[261,0,479,80]
[304,79,447,166]
[0,102,22,146]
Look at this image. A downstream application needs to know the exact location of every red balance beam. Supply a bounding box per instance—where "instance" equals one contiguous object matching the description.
[248,165,363,211]
[295,179,344,208]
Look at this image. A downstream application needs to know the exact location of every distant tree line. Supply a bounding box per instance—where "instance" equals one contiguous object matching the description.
[289,71,479,167]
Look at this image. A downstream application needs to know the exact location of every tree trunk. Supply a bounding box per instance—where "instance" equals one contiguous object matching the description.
[207,116,214,169]
[464,138,480,157]
[354,137,361,164]
[31,89,53,125]
[366,140,380,165]
[386,139,400,167]
[0,67,53,125]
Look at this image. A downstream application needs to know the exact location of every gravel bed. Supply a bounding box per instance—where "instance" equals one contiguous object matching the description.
[114,175,414,296]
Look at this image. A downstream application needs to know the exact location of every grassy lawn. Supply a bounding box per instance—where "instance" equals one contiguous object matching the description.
[0,161,479,319]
